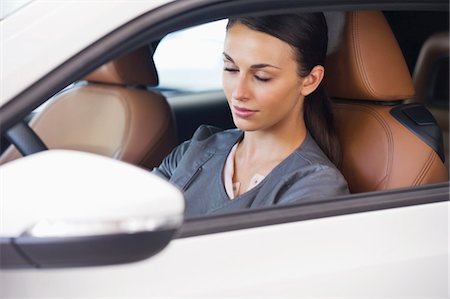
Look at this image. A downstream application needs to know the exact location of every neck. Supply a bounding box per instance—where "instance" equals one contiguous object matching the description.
[238,120,307,163]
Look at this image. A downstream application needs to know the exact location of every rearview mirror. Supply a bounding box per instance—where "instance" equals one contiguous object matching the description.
[0,150,184,269]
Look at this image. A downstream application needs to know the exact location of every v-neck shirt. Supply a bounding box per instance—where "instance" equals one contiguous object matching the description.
[223,143,266,199]
[153,125,349,218]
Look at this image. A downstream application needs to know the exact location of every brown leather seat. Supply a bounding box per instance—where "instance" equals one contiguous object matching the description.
[325,11,448,193]
[411,32,449,167]
[0,47,177,168]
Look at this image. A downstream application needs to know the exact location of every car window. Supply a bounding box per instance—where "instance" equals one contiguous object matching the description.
[2,7,448,218]
[153,19,227,92]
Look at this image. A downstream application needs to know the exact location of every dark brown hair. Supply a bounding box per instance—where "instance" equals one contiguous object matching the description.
[227,13,341,166]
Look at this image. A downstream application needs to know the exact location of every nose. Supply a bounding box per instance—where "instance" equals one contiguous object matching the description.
[231,75,249,101]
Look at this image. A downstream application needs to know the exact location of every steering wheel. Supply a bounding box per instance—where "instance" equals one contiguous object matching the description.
[3,121,48,156]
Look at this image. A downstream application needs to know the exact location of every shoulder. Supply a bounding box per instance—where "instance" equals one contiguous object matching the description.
[272,160,349,205]
[289,133,336,169]
[191,125,224,140]
[190,125,242,151]
[191,124,241,140]
[273,134,349,201]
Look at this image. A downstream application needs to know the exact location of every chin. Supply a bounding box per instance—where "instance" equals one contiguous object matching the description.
[233,118,260,132]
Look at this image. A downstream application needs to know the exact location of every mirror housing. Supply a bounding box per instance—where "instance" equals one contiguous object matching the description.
[0,150,184,268]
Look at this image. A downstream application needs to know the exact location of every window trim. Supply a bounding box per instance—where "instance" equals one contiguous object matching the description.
[178,182,449,238]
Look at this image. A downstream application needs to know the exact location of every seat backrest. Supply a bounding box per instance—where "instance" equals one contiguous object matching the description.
[325,11,448,193]
[411,32,449,167]
[0,46,177,168]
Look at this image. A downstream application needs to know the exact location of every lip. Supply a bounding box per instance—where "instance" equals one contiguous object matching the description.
[233,105,258,118]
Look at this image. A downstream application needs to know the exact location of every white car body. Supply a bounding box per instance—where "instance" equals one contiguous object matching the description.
[1,0,170,106]
[1,202,448,297]
[0,0,448,298]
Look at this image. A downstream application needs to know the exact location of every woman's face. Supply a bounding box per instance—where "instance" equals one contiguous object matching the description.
[222,23,306,132]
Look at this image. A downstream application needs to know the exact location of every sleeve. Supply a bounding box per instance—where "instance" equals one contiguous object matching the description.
[151,125,224,179]
[275,166,349,205]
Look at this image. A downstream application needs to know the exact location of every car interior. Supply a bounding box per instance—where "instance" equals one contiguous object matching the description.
[0,10,448,196]
[325,11,447,192]
[0,47,177,169]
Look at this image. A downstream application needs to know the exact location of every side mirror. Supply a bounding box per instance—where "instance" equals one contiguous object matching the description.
[0,150,184,269]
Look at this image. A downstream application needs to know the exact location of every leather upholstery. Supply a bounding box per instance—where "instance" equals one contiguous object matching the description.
[85,47,159,86]
[333,102,448,192]
[0,47,176,168]
[326,11,415,101]
[326,11,448,192]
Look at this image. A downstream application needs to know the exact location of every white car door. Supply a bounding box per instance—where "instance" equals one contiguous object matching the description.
[1,197,447,297]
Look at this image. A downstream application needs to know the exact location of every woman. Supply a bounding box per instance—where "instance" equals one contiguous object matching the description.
[153,13,349,217]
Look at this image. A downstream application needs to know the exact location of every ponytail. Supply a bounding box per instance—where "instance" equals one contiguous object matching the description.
[304,83,341,166]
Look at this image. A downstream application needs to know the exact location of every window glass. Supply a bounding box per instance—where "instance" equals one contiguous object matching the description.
[154,20,227,92]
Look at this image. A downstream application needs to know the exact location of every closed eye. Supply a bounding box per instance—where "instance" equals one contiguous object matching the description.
[254,75,270,82]
[224,67,239,72]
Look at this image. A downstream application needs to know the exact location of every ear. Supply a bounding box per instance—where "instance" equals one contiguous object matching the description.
[300,65,325,96]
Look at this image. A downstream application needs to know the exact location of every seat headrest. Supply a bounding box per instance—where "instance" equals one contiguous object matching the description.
[325,11,415,101]
[85,46,159,86]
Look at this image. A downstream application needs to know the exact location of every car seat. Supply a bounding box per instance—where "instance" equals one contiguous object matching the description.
[325,11,448,193]
[0,46,177,169]
[411,32,449,167]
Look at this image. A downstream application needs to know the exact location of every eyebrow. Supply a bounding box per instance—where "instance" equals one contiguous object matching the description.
[222,52,281,70]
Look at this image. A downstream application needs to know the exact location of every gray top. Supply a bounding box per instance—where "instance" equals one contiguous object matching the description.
[153,125,349,218]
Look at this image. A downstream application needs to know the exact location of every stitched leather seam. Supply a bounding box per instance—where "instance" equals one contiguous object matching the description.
[353,12,378,99]
[353,12,408,100]
[336,103,393,190]
[412,150,435,186]
[413,152,433,186]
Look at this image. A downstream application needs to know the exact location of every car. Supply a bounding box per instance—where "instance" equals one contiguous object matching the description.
[1,0,449,297]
